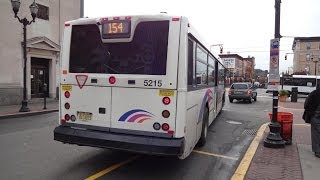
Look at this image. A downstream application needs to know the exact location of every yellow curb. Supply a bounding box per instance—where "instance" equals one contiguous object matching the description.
[231,123,268,180]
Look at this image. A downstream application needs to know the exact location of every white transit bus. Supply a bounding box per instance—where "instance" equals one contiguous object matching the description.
[280,75,320,94]
[267,75,320,94]
[54,15,226,159]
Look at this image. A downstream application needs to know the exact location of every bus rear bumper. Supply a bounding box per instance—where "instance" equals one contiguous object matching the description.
[54,125,184,156]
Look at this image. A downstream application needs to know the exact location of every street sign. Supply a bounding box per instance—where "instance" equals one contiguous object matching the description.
[269,38,280,83]
[222,58,235,69]
[270,39,279,56]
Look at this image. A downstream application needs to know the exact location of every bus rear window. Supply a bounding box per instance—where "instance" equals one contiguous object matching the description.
[69,21,169,75]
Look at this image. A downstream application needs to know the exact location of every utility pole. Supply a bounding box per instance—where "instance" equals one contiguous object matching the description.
[264,0,285,148]
[274,0,281,39]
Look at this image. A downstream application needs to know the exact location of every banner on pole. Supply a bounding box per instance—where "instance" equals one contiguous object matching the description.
[269,38,280,83]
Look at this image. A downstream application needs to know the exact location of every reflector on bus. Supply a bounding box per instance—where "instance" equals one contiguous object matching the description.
[75,75,88,89]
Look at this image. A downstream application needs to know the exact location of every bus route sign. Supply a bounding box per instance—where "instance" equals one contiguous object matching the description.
[269,38,280,83]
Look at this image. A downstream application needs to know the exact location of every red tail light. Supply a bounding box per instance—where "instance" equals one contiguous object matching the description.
[100,17,108,21]
[162,123,170,131]
[64,114,70,121]
[162,97,171,105]
[109,76,116,84]
[172,18,180,21]
[162,110,170,118]
[60,119,66,124]
[65,91,70,98]
[246,90,251,95]
[228,91,232,95]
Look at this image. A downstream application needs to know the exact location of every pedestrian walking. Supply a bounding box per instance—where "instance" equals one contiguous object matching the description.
[303,85,320,158]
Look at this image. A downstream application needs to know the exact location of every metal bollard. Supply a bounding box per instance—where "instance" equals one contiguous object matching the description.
[291,87,298,102]
[43,83,47,109]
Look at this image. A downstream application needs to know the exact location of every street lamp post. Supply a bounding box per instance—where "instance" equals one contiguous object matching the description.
[312,55,319,76]
[311,55,319,90]
[263,0,285,148]
[10,0,38,112]
[209,44,223,54]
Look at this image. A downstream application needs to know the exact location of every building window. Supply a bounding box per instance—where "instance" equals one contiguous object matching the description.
[306,42,311,50]
[37,4,49,20]
[306,54,310,61]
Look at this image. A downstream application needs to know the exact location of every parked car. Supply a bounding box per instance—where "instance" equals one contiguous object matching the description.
[228,82,257,103]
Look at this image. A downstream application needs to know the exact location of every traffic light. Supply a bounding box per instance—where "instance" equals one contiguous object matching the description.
[285,54,287,60]
[220,47,223,54]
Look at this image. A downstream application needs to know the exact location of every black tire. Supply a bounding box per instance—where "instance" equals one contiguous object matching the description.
[222,93,225,107]
[254,96,257,101]
[198,108,209,147]
[229,98,233,103]
[248,98,252,103]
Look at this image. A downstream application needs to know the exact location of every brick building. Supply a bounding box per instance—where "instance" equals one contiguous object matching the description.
[292,37,320,75]
[219,54,255,83]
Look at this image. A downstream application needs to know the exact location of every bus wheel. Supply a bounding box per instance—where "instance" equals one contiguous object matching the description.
[198,107,209,147]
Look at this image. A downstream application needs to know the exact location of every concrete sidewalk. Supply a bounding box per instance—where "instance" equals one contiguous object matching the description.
[233,98,319,180]
[0,98,58,119]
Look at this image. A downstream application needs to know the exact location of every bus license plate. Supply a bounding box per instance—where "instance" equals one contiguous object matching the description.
[159,90,174,96]
[78,112,92,121]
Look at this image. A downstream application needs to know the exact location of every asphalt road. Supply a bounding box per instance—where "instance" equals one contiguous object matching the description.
[0,89,272,180]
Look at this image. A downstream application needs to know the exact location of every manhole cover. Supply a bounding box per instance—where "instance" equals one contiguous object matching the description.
[242,129,257,136]
[226,120,243,125]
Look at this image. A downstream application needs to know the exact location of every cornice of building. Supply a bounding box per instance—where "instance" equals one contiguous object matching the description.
[292,36,320,50]
[219,54,243,60]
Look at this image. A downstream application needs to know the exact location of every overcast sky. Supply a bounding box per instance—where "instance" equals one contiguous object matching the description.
[84,0,320,72]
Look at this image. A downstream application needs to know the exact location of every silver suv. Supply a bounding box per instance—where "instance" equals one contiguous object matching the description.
[228,83,257,103]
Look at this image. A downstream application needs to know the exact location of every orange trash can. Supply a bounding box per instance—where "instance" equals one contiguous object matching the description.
[268,112,293,145]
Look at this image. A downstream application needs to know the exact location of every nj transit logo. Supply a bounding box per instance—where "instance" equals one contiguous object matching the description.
[206,89,213,107]
[118,109,154,123]
[198,89,213,123]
